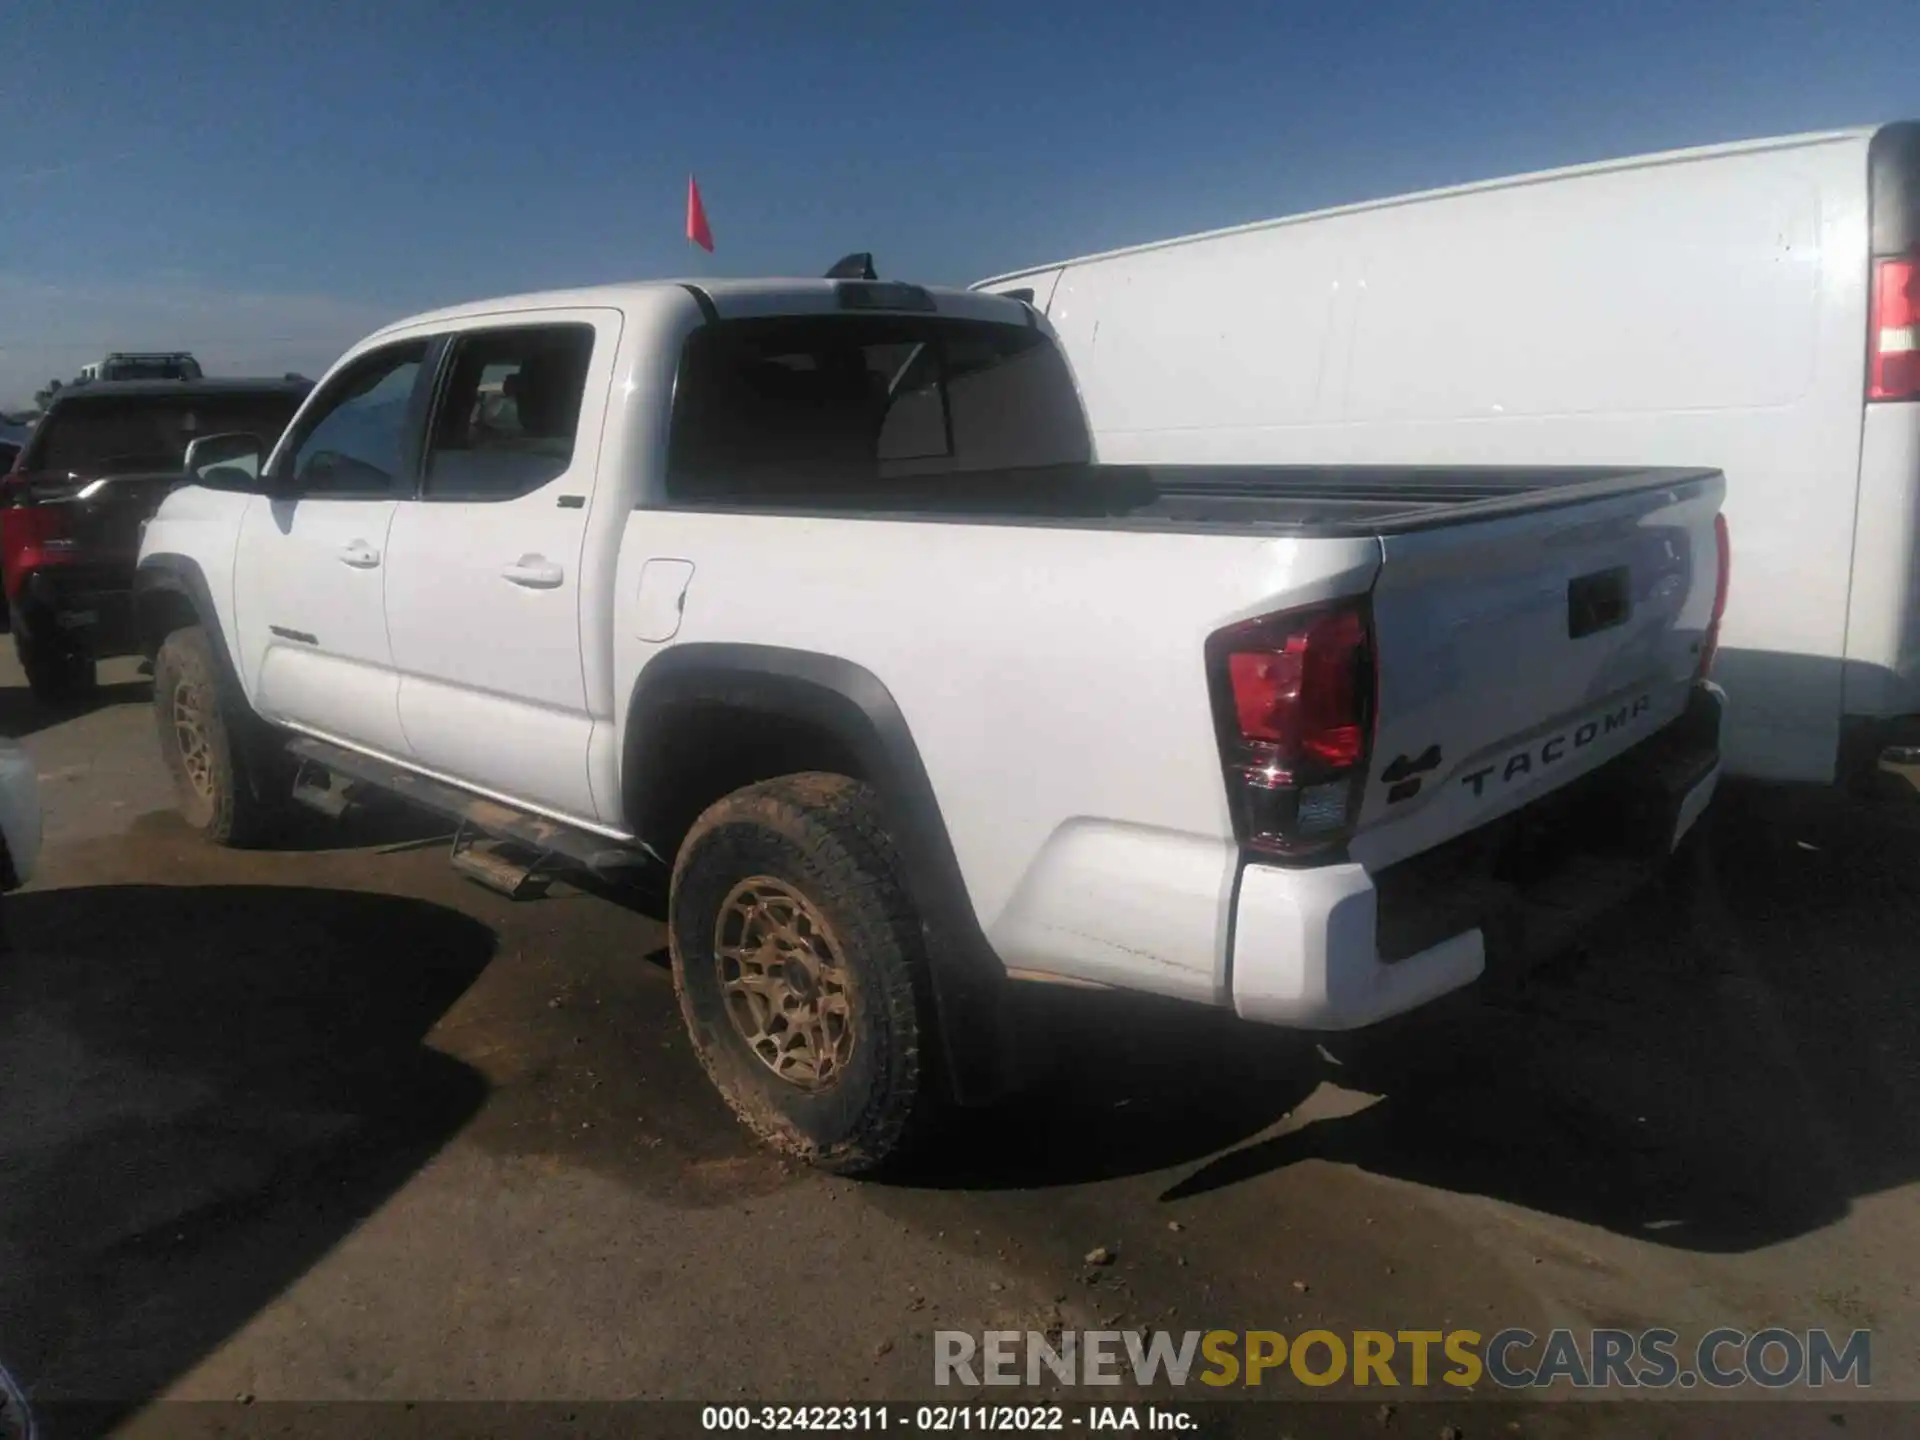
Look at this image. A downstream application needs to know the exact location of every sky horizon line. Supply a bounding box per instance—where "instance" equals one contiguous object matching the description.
[3,0,1914,409]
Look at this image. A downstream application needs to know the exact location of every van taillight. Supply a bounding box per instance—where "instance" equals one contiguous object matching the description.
[1869,255,1920,401]
[1206,598,1375,860]
[1698,512,1731,681]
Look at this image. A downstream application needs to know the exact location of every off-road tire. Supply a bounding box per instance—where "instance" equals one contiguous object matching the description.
[153,625,284,847]
[669,773,933,1175]
[15,629,95,706]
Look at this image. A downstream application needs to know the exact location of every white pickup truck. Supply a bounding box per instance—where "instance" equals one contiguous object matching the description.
[133,272,1727,1173]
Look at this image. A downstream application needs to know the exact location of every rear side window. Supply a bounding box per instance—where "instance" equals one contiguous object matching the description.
[665,315,1089,503]
[424,323,595,500]
[25,392,305,477]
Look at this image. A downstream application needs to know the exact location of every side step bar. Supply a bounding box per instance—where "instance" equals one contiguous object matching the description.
[284,737,662,898]
[290,759,354,818]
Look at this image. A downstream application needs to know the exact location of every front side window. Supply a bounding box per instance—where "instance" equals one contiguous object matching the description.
[665,315,1090,504]
[422,324,594,501]
[286,341,429,497]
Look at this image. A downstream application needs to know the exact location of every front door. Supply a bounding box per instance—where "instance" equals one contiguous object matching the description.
[231,338,432,757]
[382,313,619,823]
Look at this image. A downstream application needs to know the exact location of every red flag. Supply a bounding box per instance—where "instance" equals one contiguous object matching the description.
[686,174,714,253]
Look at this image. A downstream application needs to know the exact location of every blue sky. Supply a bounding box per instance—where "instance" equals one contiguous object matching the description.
[2,0,1915,407]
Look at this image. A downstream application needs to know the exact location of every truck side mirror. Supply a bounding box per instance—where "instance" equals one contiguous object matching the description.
[183,433,265,492]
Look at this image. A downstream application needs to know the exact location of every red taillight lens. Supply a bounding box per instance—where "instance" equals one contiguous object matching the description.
[1226,607,1368,765]
[1207,598,1375,859]
[0,495,73,603]
[1698,511,1731,681]
[1869,255,1920,401]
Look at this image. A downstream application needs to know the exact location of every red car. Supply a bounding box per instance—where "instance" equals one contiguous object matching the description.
[1,377,310,701]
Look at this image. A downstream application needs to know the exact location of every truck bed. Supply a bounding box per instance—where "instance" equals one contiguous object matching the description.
[660,462,1720,535]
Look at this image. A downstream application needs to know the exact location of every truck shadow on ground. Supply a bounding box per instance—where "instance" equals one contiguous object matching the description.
[891,784,1920,1256]
[0,883,494,1424]
[0,678,151,740]
[920,989,1326,1191]
[1149,784,1920,1253]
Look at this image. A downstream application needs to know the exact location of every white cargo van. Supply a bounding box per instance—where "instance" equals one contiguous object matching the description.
[975,122,1920,791]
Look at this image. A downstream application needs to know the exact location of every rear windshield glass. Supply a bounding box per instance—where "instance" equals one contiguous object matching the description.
[26,392,305,477]
[665,315,1090,503]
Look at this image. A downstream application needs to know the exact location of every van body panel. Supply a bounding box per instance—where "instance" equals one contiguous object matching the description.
[982,126,1912,785]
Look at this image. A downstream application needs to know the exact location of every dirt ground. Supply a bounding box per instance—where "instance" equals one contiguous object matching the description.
[2,655,1917,1435]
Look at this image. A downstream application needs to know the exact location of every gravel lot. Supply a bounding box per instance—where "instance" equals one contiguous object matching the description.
[2,655,1916,1435]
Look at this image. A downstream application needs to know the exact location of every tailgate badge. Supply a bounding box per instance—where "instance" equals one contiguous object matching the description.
[1459,693,1654,798]
[1381,744,1442,804]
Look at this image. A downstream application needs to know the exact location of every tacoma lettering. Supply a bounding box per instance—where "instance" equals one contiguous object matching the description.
[1460,695,1652,798]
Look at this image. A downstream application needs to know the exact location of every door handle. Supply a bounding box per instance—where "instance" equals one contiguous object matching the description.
[501,555,565,589]
[337,540,381,569]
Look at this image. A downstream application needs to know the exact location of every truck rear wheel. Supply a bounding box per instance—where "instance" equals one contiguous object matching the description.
[153,625,283,847]
[669,773,933,1175]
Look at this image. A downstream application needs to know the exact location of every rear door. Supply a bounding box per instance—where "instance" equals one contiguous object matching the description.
[1353,472,1724,870]
[381,311,620,824]
[1846,122,1920,729]
[232,339,433,756]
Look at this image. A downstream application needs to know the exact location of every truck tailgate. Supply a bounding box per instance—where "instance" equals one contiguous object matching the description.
[1353,469,1724,870]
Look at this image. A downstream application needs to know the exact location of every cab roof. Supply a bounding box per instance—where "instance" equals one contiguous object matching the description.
[369,277,1033,341]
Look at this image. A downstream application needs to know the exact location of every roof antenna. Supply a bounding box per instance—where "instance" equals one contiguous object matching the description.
[826,252,877,280]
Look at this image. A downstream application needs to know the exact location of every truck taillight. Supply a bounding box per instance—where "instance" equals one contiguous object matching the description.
[1206,598,1375,860]
[1869,255,1920,401]
[1698,511,1731,681]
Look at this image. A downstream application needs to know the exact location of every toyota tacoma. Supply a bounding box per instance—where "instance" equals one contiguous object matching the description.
[133,273,1728,1172]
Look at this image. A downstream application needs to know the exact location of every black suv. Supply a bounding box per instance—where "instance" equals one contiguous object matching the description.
[1,377,310,701]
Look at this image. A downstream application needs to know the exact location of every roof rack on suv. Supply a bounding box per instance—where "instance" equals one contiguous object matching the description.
[78,352,204,383]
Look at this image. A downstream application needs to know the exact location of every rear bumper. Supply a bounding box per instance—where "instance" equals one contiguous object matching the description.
[11,564,137,658]
[1229,682,1723,1030]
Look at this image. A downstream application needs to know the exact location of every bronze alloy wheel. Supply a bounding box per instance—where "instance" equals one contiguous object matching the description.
[712,874,857,1091]
[670,774,932,1172]
[171,678,216,800]
[152,624,291,848]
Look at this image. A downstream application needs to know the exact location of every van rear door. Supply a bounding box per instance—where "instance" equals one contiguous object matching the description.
[1845,122,1920,742]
